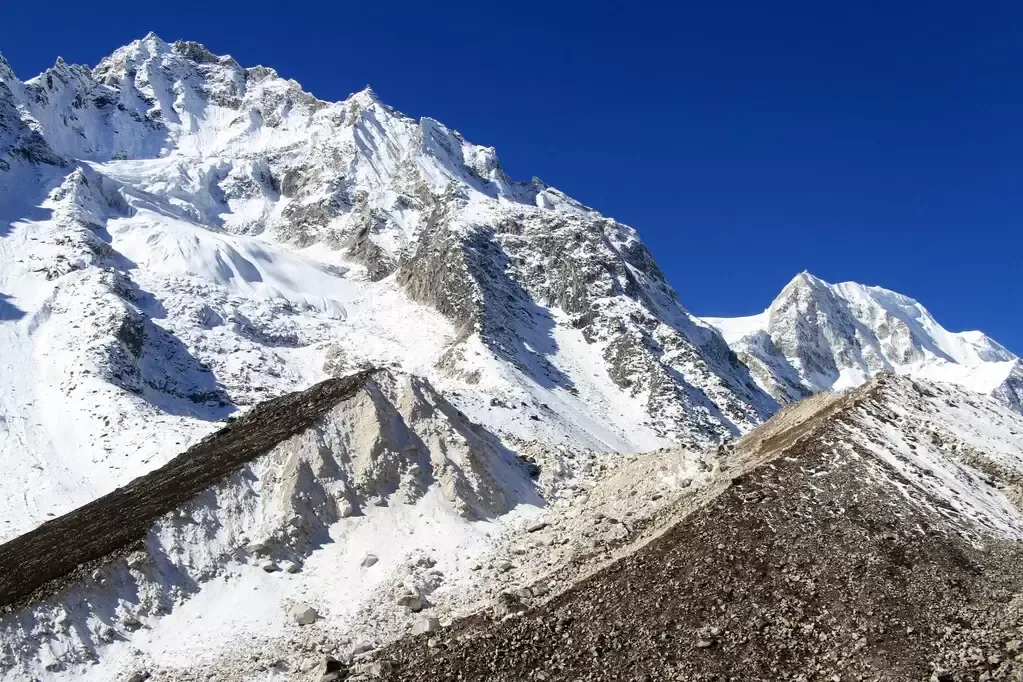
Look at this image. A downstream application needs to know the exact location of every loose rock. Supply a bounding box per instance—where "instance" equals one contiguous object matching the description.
[411,616,441,635]
[288,602,318,626]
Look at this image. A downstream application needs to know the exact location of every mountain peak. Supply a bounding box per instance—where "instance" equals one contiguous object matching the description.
[0,33,781,459]
[787,270,826,289]
[348,84,381,106]
[117,31,171,60]
[709,272,1020,406]
[771,270,831,309]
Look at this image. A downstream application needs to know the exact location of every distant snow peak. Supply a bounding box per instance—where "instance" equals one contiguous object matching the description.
[705,271,1020,410]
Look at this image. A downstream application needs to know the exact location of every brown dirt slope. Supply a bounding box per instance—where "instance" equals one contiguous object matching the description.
[376,377,1023,681]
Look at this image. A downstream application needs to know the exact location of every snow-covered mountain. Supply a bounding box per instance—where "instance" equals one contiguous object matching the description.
[0,34,775,536]
[2,33,1023,682]
[704,271,1023,409]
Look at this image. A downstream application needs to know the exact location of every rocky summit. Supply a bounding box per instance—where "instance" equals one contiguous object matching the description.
[0,35,1022,682]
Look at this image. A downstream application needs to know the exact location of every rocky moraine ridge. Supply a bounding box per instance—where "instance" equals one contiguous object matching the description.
[373,376,1023,682]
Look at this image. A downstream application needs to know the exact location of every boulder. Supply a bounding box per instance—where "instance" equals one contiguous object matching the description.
[493,591,526,619]
[404,597,424,612]
[360,554,379,568]
[414,554,436,568]
[288,602,318,625]
[367,660,393,677]
[411,616,441,635]
[397,592,425,612]
[310,657,346,681]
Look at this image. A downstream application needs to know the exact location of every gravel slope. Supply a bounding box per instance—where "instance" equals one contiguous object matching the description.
[368,377,1023,682]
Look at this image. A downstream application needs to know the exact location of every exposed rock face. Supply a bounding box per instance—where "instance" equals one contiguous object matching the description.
[0,78,65,169]
[378,376,1023,681]
[396,200,776,443]
[256,370,538,526]
[992,360,1023,413]
[410,616,440,636]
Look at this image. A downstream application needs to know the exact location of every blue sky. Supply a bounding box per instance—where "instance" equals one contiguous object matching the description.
[2,1,1020,351]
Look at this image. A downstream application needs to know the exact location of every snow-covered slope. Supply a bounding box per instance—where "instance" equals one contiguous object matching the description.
[0,34,778,537]
[0,366,739,682]
[704,271,1022,408]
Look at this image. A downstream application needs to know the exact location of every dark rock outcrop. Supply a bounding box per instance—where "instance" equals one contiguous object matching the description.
[0,369,376,611]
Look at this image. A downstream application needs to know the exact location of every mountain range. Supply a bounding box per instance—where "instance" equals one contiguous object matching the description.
[1,35,1022,681]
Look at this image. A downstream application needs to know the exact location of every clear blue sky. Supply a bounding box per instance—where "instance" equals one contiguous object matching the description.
[2,1,1020,351]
